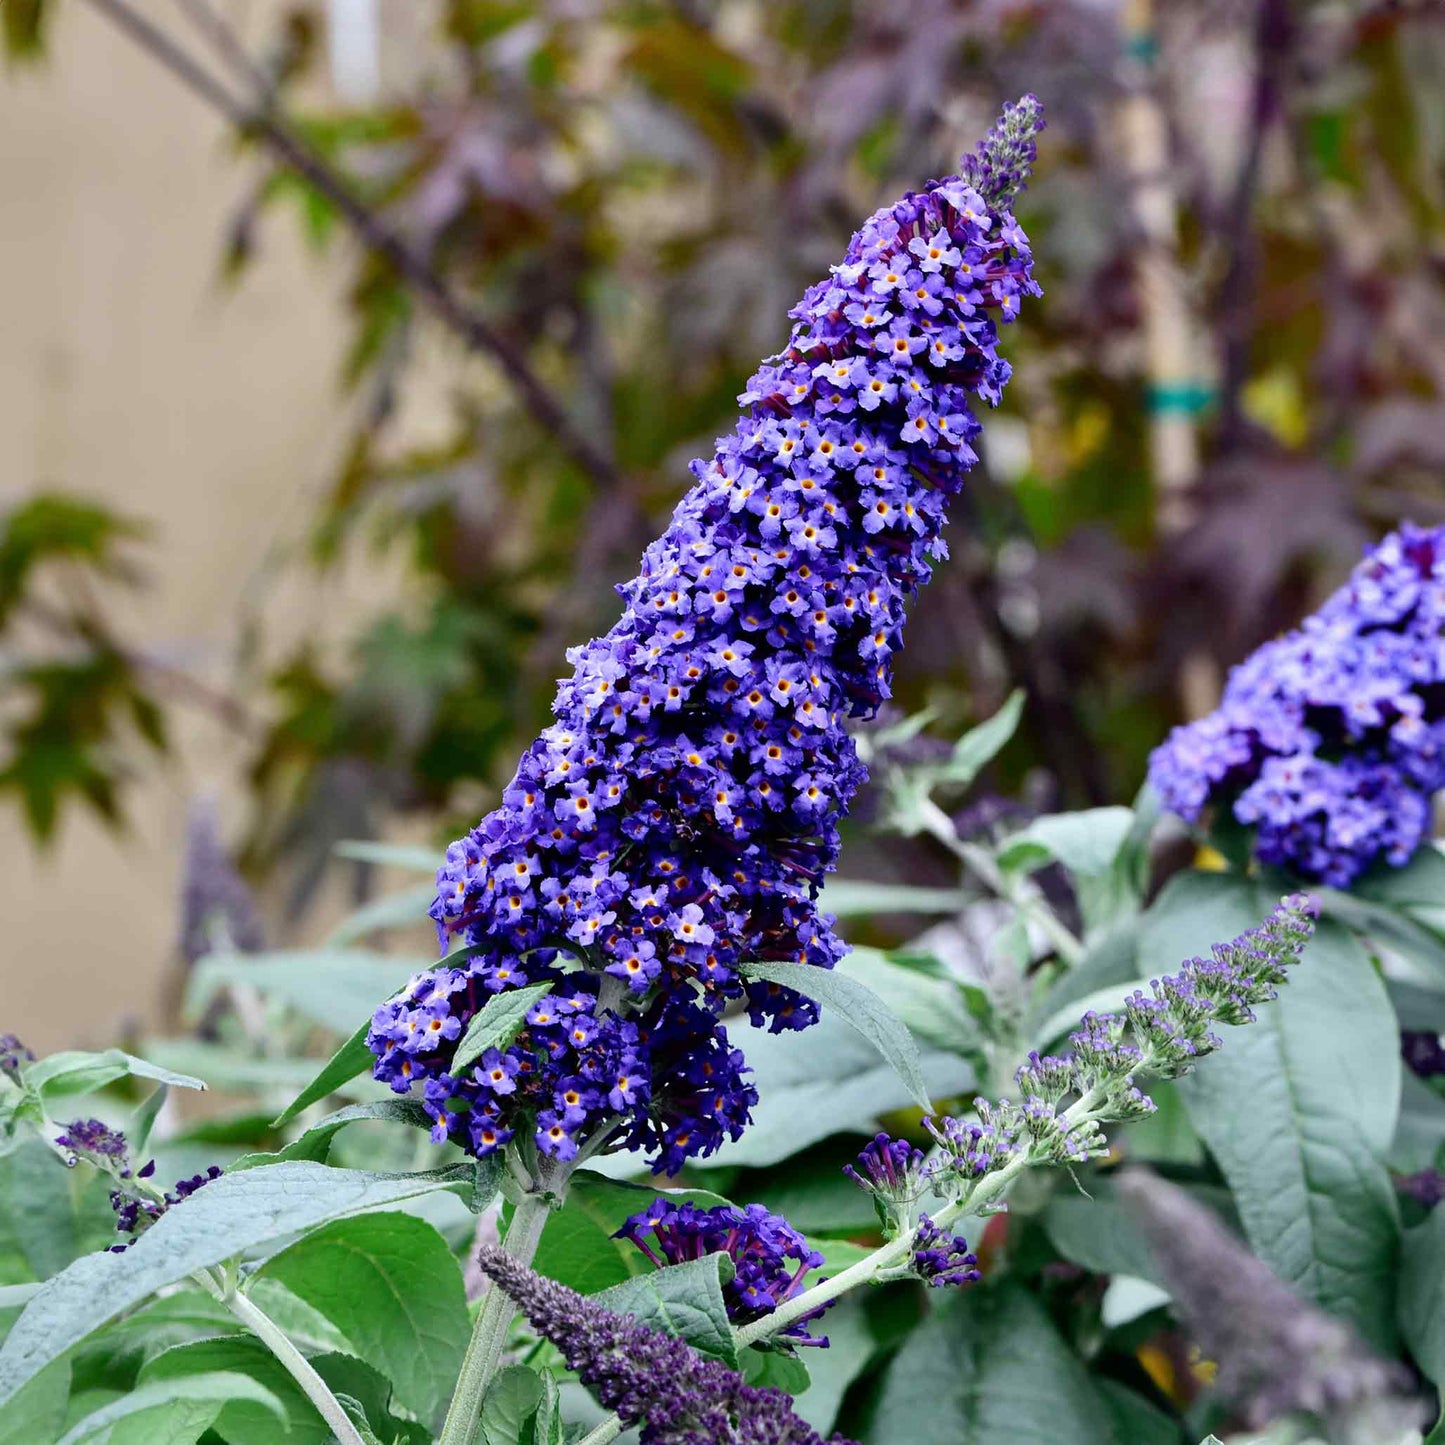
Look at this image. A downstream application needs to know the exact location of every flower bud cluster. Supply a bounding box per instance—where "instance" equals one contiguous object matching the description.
[912,896,1317,1206]
[368,100,1043,1175]
[618,1199,831,1344]
[911,1214,981,1289]
[842,1131,926,1235]
[0,1034,33,1084]
[1149,524,1445,885]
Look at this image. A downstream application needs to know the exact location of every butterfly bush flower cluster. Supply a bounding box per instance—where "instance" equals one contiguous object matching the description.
[368,101,1043,1175]
[478,1247,855,1445]
[619,1199,831,1344]
[846,896,1317,1282]
[54,1116,221,1252]
[1149,524,1445,886]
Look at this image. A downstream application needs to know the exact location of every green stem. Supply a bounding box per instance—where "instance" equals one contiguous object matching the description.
[438,1190,553,1445]
[919,799,1085,965]
[575,1418,624,1445]
[207,1275,366,1445]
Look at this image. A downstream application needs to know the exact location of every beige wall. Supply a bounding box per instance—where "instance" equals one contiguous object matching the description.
[0,2,359,1051]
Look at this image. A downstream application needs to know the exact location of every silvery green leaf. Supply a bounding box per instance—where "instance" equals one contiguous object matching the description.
[24,1050,205,1099]
[0,1161,474,1406]
[452,983,554,1076]
[56,1371,285,1445]
[593,1254,736,1367]
[741,959,932,1111]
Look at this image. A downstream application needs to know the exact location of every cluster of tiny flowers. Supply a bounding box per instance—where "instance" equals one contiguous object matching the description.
[55,1118,222,1252]
[109,1165,223,1253]
[842,1131,926,1233]
[368,100,1042,1174]
[910,1214,981,1288]
[0,1033,33,1083]
[478,1248,855,1445]
[619,1200,831,1344]
[1402,1030,1445,1079]
[1149,524,1445,886]
[55,1117,131,1169]
[920,897,1316,1200]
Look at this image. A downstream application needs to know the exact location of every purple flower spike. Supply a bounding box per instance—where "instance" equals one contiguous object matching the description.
[368,99,1044,1174]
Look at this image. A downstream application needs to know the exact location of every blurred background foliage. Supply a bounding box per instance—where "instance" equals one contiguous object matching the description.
[2,0,1443,918]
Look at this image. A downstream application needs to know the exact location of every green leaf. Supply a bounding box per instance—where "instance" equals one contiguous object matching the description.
[866,1282,1122,1443]
[741,1348,810,1394]
[1097,1379,1178,1444]
[0,1161,473,1405]
[138,1337,333,1445]
[786,1295,873,1434]
[56,1371,285,1445]
[74,1290,239,1368]
[326,886,438,944]
[1159,872,1402,1350]
[938,689,1025,787]
[187,950,427,1036]
[253,1211,471,1421]
[452,983,554,1075]
[1400,1205,1445,1388]
[312,1352,430,1445]
[0,1138,117,1282]
[531,1172,732,1295]
[836,947,983,1057]
[740,960,932,1111]
[593,1254,737,1367]
[0,1359,67,1445]
[480,1364,544,1445]
[817,880,970,917]
[232,1098,432,1171]
[130,1085,169,1156]
[333,841,443,872]
[693,1010,974,1169]
[24,1050,206,1099]
[997,807,1135,877]
[271,1022,375,1128]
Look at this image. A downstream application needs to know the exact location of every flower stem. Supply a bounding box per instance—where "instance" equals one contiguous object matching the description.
[207,1274,366,1445]
[918,798,1084,965]
[438,1190,553,1445]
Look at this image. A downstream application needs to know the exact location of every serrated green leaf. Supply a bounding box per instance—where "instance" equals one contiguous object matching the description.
[253,1211,470,1421]
[271,1022,376,1128]
[593,1254,737,1367]
[452,984,554,1075]
[0,1161,474,1406]
[56,1371,285,1445]
[741,960,932,1111]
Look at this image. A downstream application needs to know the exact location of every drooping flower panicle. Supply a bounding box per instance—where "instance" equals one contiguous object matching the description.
[618,1199,831,1343]
[477,1247,855,1445]
[368,100,1043,1174]
[1149,523,1445,886]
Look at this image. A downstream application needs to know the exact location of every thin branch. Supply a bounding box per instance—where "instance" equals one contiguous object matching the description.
[80,0,628,499]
